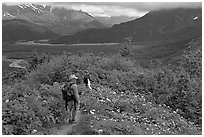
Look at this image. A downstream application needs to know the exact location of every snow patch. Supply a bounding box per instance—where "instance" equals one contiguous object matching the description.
[41,4,47,8]
[30,4,43,13]
[9,60,26,69]
[19,4,29,9]
[19,3,43,13]
[24,4,30,7]
[31,4,38,10]
[19,5,24,9]
[3,12,14,17]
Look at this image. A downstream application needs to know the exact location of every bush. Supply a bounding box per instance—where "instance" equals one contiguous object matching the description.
[3,69,27,84]
[73,84,201,135]
[29,51,51,70]
[145,49,202,126]
[2,82,67,135]
[120,37,133,57]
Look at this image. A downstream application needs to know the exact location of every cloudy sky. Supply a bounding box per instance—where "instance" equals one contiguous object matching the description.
[3,1,202,17]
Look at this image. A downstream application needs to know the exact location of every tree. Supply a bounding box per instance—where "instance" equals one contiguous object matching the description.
[29,50,51,70]
[120,36,133,57]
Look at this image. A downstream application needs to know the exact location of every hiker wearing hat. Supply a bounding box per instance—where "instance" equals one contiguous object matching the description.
[62,74,79,123]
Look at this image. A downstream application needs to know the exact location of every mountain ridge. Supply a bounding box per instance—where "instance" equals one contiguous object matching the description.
[51,8,202,44]
[95,16,139,27]
[2,3,105,35]
[2,19,58,42]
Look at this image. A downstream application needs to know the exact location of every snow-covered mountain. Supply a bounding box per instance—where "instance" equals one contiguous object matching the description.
[2,4,50,17]
[2,3,105,35]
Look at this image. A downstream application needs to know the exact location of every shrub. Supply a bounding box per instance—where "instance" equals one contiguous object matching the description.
[28,51,51,70]
[74,84,201,135]
[2,82,67,135]
[146,48,202,126]
[3,69,27,84]
[120,36,133,57]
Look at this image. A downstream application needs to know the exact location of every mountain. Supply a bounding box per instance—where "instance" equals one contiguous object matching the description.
[95,16,137,27]
[2,19,58,42]
[2,3,105,35]
[52,8,202,44]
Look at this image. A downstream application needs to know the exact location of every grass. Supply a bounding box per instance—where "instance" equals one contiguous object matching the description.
[1,40,182,69]
[131,39,194,60]
[3,43,122,59]
[3,40,183,60]
[2,43,122,71]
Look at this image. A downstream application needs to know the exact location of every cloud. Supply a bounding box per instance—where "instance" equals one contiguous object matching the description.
[134,2,202,11]
[49,2,202,17]
[3,2,202,17]
[51,3,148,17]
[51,2,201,12]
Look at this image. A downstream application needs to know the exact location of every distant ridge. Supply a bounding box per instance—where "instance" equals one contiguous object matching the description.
[2,19,58,42]
[52,8,202,44]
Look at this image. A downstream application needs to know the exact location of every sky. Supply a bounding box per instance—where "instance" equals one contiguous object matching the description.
[3,1,202,17]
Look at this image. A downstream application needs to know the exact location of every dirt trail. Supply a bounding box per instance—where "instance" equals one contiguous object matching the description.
[49,111,81,135]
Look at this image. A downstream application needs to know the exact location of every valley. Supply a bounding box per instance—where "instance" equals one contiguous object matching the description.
[2,35,201,71]
[2,2,202,135]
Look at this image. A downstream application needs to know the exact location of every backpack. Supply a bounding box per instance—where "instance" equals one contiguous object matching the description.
[62,82,75,101]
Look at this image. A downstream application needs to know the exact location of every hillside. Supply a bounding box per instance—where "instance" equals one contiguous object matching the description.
[2,44,202,134]
[2,3,105,35]
[52,8,202,44]
[2,19,58,43]
[95,16,137,27]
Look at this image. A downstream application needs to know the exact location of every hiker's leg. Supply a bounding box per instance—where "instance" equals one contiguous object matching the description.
[68,108,71,122]
[72,103,75,121]
[67,100,72,122]
[71,102,78,121]
[68,101,74,123]
[65,100,68,111]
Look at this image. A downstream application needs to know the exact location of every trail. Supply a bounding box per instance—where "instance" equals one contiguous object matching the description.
[49,111,81,135]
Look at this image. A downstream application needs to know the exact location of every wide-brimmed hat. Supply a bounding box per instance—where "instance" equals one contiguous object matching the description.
[69,74,78,80]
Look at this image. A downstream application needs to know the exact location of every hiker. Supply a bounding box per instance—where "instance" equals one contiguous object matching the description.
[62,74,79,123]
[83,70,92,90]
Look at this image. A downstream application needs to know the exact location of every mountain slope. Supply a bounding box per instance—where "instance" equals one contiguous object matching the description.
[95,16,137,27]
[52,8,202,44]
[2,3,105,35]
[2,19,58,42]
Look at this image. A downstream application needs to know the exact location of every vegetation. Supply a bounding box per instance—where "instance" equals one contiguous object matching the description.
[120,37,133,57]
[2,41,202,134]
[2,43,121,59]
